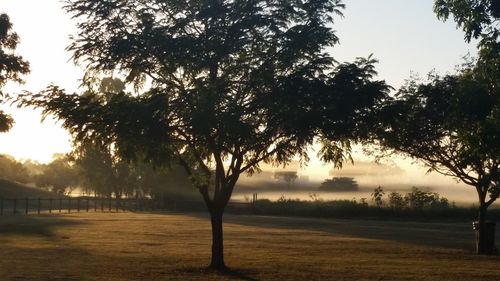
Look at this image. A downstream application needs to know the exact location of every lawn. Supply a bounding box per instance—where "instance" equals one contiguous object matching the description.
[0,212,499,281]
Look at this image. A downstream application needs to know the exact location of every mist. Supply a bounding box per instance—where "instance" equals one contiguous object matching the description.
[233,160,479,206]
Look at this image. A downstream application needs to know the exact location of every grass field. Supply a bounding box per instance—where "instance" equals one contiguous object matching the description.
[1,212,500,281]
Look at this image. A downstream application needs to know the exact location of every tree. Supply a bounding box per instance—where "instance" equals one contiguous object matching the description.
[434,0,500,100]
[319,177,359,191]
[0,154,30,183]
[0,13,30,132]
[20,0,391,270]
[35,154,80,195]
[387,191,405,210]
[378,65,500,254]
[406,0,500,254]
[434,0,500,43]
[273,171,298,189]
[371,186,384,207]
[71,142,125,197]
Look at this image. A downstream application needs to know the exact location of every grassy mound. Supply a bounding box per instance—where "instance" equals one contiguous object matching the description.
[0,178,58,199]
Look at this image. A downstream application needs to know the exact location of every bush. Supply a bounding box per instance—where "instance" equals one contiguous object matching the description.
[405,187,449,210]
[318,177,359,191]
[388,191,406,210]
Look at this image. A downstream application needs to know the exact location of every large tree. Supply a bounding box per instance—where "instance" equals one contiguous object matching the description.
[427,0,500,254]
[35,154,80,195]
[20,0,390,270]
[0,13,29,132]
[378,64,500,254]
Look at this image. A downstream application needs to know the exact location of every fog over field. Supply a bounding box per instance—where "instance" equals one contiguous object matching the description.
[233,160,479,206]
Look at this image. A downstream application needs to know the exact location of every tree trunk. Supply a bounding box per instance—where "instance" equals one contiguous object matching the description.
[476,204,495,255]
[209,210,227,270]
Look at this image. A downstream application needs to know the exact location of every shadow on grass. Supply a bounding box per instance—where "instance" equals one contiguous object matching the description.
[175,266,260,281]
[185,212,483,251]
[0,214,83,238]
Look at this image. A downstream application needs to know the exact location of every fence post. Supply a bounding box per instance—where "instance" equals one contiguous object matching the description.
[13,198,16,214]
[94,197,97,212]
[0,198,2,216]
[86,198,89,212]
[115,198,119,212]
[37,198,41,215]
[59,198,62,213]
[108,197,112,212]
[25,198,29,215]
[68,197,71,213]
[77,198,80,212]
[49,198,52,214]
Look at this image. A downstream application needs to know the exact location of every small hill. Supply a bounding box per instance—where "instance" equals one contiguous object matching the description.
[0,179,60,198]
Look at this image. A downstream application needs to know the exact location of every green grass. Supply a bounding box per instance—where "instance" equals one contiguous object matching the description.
[0,212,499,280]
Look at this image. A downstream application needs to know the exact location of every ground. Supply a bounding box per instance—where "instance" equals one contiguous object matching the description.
[0,212,500,281]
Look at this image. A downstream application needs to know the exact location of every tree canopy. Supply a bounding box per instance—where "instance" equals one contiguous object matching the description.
[0,13,29,132]
[19,0,391,269]
[378,63,500,253]
[434,0,500,43]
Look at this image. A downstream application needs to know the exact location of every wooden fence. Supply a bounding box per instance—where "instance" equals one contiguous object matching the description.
[0,195,257,216]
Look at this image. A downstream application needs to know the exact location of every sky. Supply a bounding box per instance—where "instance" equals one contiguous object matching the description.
[0,0,480,190]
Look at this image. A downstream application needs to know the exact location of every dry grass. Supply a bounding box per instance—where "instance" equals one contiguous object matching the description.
[0,212,499,280]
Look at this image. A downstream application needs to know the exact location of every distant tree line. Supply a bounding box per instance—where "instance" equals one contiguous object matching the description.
[0,152,194,199]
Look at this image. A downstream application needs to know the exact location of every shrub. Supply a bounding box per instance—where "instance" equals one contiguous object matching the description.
[388,191,406,210]
[319,177,359,191]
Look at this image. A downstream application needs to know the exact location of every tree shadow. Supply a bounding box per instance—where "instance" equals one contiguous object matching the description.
[188,212,484,251]
[0,214,83,238]
[175,266,260,281]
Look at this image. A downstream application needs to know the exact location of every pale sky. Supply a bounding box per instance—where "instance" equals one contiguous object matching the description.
[0,0,479,192]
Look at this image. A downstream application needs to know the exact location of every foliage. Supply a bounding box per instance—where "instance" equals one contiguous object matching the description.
[19,0,391,269]
[0,154,30,183]
[388,191,406,210]
[368,187,450,210]
[273,171,298,188]
[371,186,385,207]
[378,63,500,215]
[404,187,450,210]
[0,13,29,132]
[434,0,500,92]
[251,192,477,220]
[34,154,79,195]
[434,0,500,43]
[72,142,134,197]
[319,177,359,191]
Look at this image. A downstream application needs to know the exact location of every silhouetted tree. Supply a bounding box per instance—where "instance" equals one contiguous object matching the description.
[387,191,405,210]
[434,0,500,102]
[319,177,359,191]
[71,142,122,197]
[378,65,500,254]
[35,154,79,195]
[371,186,384,207]
[434,0,500,43]
[19,0,391,270]
[0,13,29,132]
[0,154,30,183]
[273,171,298,189]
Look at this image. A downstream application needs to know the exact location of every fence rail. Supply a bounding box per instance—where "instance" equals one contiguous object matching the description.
[0,195,258,216]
